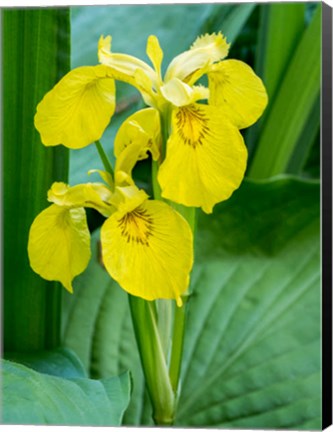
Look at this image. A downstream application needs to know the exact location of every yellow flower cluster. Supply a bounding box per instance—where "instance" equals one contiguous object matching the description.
[28,32,267,303]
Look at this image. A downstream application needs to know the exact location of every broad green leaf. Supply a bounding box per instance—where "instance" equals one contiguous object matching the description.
[3,9,70,351]
[248,6,321,179]
[6,347,87,379]
[176,177,321,428]
[63,177,320,428]
[1,355,131,426]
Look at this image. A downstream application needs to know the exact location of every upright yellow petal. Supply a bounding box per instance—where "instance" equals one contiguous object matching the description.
[47,182,113,217]
[98,35,157,106]
[35,65,116,149]
[101,200,193,303]
[28,204,91,293]
[208,60,268,129]
[165,32,229,84]
[158,103,247,213]
[146,35,163,80]
[160,78,209,107]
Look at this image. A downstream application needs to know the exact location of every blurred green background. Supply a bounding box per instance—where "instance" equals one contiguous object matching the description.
[2,3,321,428]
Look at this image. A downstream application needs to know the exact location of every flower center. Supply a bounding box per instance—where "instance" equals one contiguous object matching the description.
[176,105,210,148]
[118,207,154,246]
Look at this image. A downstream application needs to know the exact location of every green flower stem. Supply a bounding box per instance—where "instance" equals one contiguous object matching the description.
[156,299,173,359]
[168,206,195,397]
[129,296,175,425]
[152,160,162,200]
[169,298,188,394]
[95,140,114,177]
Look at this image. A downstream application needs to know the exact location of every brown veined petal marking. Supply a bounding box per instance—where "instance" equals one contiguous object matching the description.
[158,103,247,213]
[101,200,193,304]
[175,104,211,148]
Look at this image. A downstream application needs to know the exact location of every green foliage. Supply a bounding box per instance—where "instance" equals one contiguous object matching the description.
[1,350,131,426]
[177,177,321,428]
[63,177,321,428]
[2,8,70,351]
[248,4,321,178]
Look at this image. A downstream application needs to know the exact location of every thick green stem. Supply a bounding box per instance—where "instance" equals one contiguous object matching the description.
[129,296,175,425]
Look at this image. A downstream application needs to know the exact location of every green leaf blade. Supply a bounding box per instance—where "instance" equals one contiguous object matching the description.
[256,3,306,101]
[2,354,131,426]
[3,8,70,351]
[175,177,321,428]
[249,6,321,179]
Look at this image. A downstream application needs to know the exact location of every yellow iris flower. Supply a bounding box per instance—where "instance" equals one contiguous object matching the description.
[34,32,267,213]
[28,129,193,305]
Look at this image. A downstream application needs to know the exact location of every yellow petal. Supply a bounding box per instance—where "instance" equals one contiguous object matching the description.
[28,204,91,293]
[158,104,247,213]
[146,35,163,79]
[98,35,157,106]
[114,107,161,164]
[35,65,116,149]
[160,78,209,107]
[47,182,113,217]
[165,32,229,83]
[208,60,268,129]
[115,143,146,186]
[101,200,193,303]
[110,185,148,215]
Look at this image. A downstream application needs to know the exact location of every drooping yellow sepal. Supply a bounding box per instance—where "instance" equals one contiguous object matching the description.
[158,103,247,213]
[34,65,116,149]
[101,200,193,303]
[28,204,91,293]
[208,60,268,129]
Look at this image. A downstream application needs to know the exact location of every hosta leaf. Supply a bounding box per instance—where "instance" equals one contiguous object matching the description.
[176,177,321,428]
[6,347,87,379]
[63,177,320,428]
[1,351,131,426]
